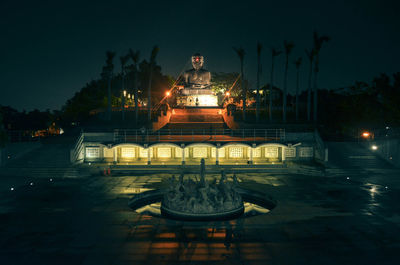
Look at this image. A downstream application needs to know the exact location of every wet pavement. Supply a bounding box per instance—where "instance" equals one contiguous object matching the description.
[0,168,399,265]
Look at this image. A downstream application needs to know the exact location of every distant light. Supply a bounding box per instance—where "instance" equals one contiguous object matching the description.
[49,178,53,182]
[226,91,230,96]
[346,177,350,180]
[371,145,378,150]
[385,186,388,189]
[166,91,171,97]
[30,182,34,186]
[60,128,64,135]
[123,90,127,97]
[362,132,370,138]
[10,187,14,191]
[88,162,91,165]
[386,126,390,130]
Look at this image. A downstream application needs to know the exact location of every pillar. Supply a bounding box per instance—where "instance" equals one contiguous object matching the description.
[145,144,151,165]
[216,144,220,165]
[113,147,118,164]
[181,144,185,165]
[249,144,255,165]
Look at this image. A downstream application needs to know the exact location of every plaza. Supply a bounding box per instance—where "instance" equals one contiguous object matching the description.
[0,136,399,265]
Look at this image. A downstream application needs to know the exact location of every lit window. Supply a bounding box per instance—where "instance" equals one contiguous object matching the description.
[193,147,208,158]
[285,147,296,157]
[229,147,243,158]
[158,147,172,158]
[86,147,100,158]
[121,147,135,158]
[265,147,278,158]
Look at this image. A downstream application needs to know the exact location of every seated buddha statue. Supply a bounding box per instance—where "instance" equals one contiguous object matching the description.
[182,53,211,89]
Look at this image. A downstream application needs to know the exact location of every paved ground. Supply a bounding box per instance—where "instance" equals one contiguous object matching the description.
[0,140,399,264]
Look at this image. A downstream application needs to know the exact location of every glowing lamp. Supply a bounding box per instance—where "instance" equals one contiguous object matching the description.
[166,91,171,97]
[226,91,230,96]
[361,132,370,138]
[123,90,127,97]
[371,145,378,150]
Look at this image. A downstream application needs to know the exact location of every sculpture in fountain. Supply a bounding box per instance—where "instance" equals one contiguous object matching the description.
[161,159,244,220]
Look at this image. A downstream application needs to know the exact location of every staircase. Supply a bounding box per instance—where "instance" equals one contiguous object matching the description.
[1,136,82,178]
[164,108,226,130]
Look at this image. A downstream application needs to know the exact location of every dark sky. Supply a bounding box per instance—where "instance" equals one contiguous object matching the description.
[1,0,399,111]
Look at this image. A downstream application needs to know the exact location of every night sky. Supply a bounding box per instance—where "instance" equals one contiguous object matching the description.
[1,0,399,111]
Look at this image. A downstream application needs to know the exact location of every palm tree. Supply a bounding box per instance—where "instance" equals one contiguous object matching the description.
[305,48,315,121]
[103,51,115,121]
[268,48,282,122]
[129,49,140,126]
[120,54,130,121]
[147,45,159,123]
[312,31,330,123]
[233,47,246,121]
[283,40,295,123]
[294,57,302,122]
[256,42,262,122]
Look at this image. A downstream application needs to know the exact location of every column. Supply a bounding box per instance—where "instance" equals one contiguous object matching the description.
[145,144,151,165]
[216,144,220,165]
[113,147,118,164]
[249,144,256,165]
[181,144,185,165]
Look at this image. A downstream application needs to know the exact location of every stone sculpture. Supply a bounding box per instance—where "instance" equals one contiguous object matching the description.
[162,159,243,215]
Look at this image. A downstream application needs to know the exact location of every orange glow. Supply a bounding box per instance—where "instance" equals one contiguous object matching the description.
[362,132,370,138]
[226,91,230,96]
[166,91,171,97]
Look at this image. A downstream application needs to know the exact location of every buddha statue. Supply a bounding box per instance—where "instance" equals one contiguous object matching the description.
[182,53,211,89]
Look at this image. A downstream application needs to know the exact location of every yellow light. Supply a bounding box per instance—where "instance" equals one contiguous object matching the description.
[226,91,230,96]
[123,90,127,97]
[166,91,171,97]
[362,132,370,138]
[371,145,378,150]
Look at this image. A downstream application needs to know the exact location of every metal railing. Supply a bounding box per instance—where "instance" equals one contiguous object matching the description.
[71,132,84,163]
[112,128,285,143]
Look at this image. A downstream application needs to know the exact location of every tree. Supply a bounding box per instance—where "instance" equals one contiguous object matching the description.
[268,48,282,121]
[147,46,159,123]
[102,51,115,121]
[233,47,246,121]
[305,48,315,121]
[282,40,294,123]
[120,54,130,121]
[128,49,140,125]
[294,57,302,122]
[256,41,262,122]
[312,31,330,123]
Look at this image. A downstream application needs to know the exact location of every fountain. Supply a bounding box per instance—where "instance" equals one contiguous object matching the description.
[161,159,244,220]
[128,159,277,221]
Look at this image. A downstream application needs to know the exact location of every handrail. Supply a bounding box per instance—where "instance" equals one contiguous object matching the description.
[72,132,84,163]
[111,128,285,143]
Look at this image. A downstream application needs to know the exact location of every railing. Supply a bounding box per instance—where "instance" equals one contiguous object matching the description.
[71,132,84,163]
[112,128,285,143]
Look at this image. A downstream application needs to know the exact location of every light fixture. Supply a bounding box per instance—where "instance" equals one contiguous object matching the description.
[371,145,378,150]
[361,131,370,138]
